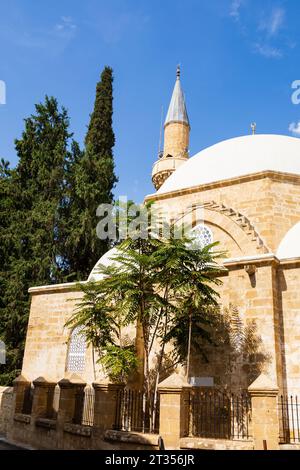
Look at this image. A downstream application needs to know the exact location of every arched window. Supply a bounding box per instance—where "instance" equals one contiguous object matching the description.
[189,224,213,250]
[66,326,86,373]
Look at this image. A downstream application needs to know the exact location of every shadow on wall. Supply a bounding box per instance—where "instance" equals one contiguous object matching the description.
[189,304,271,391]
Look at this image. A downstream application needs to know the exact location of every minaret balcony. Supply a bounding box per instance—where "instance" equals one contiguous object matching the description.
[152,155,188,176]
[152,156,188,190]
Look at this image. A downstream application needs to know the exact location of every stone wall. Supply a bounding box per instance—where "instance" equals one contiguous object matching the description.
[188,259,279,390]
[0,386,13,436]
[22,258,295,397]
[278,262,300,395]
[5,378,160,450]
[22,283,99,384]
[1,373,294,450]
[146,173,300,253]
[163,121,189,159]
[8,419,159,450]
[144,172,300,396]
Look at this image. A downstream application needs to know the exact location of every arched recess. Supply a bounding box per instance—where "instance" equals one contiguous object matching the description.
[173,201,270,258]
[66,326,86,373]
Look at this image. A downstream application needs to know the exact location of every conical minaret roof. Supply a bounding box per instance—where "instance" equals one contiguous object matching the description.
[164,66,190,128]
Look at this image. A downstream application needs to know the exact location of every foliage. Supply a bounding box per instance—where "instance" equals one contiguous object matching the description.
[67,207,225,428]
[100,344,138,383]
[63,67,117,280]
[0,67,117,384]
[0,98,74,384]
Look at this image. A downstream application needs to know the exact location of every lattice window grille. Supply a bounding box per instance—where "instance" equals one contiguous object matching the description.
[190,224,213,249]
[66,326,86,372]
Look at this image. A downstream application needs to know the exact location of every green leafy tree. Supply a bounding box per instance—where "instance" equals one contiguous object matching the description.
[0,160,21,383]
[66,279,138,383]
[67,206,224,430]
[0,97,75,384]
[64,67,118,280]
[14,95,74,283]
[0,66,118,384]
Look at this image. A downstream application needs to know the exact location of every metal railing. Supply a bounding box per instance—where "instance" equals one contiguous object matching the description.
[279,395,300,444]
[185,389,252,440]
[114,389,160,434]
[73,387,95,427]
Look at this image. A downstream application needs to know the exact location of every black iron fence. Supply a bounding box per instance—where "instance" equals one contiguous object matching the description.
[114,389,160,434]
[185,389,252,440]
[73,387,95,427]
[279,395,300,444]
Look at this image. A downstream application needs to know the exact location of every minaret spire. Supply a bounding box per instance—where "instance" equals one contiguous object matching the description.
[152,66,191,191]
[164,65,190,128]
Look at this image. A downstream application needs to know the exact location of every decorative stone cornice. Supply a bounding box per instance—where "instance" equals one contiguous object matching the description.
[152,169,174,191]
[146,170,300,202]
[189,201,270,254]
[279,257,300,268]
[223,253,279,269]
[28,281,87,295]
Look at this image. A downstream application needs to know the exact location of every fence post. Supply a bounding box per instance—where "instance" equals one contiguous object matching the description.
[158,374,190,450]
[31,377,56,419]
[92,380,124,432]
[57,374,86,425]
[12,374,30,414]
[248,373,279,450]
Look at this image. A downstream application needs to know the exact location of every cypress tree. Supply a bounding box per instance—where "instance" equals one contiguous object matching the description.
[0,67,118,383]
[0,97,74,383]
[14,96,73,284]
[64,67,118,280]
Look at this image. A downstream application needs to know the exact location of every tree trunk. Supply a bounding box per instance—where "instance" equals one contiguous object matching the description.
[132,319,145,390]
[186,309,192,380]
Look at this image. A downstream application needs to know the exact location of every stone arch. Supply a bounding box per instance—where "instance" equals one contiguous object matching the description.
[174,201,270,257]
[65,325,86,373]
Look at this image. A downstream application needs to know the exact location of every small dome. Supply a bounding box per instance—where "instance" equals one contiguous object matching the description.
[158,135,300,194]
[277,222,300,260]
[87,248,120,282]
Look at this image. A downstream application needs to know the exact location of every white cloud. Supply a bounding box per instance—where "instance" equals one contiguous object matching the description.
[229,3,291,60]
[54,16,77,38]
[289,122,300,135]
[259,7,285,37]
[0,16,77,55]
[229,0,244,21]
[254,43,282,58]
[253,7,286,59]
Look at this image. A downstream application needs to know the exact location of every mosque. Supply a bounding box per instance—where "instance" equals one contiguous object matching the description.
[22,67,300,397]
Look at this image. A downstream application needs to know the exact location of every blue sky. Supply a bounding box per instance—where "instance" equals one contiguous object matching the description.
[0,0,300,201]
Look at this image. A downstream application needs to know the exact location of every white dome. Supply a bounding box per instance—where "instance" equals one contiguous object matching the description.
[277,222,300,260]
[87,247,120,282]
[158,135,300,194]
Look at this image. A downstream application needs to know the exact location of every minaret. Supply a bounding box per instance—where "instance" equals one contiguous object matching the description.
[152,66,190,190]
